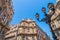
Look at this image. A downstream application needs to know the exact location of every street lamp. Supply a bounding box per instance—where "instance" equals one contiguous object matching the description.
[35,13,40,21]
[48,3,54,9]
[42,7,46,12]
[35,3,58,40]
[42,7,48,17]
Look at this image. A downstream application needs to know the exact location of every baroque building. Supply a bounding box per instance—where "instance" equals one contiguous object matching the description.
[48,0,60,40]
[0,0,14,40]
[5,19,50,40]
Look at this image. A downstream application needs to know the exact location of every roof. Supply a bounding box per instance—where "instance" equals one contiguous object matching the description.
[22,18,35,22]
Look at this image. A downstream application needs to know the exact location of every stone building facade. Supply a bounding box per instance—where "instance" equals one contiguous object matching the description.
[48,0,60,40]
[5,19,50,40]
[0,0,14,40]
[0,0,14,26]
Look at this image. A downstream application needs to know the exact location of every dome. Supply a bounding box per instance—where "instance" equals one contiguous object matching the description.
[20,18,36,27]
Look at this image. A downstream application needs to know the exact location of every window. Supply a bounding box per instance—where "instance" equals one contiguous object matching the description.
[58,30,60,35]
[19,28,22,33]
[0,7,2,11]
[52,24,56,30]
[2,14,5,21]
[22,35,25,40]
[10,13,13,16]
[32,36,35,40]
[29,23,36,27]
[32,23,36,26]
[4,18,8,25]
[32,24,34,26]
[27,28,30,32]
[57,30,60,36]
[1,14,8,25]
[57,17,60,24]
[33,28,37,33]
[58,31,60,34]
[58,20,60,24]
[26,36,32,40]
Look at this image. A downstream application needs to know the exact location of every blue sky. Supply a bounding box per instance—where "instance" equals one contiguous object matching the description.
[11,0,56,40]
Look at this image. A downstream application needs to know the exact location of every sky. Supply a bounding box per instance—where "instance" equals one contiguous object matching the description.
[11,0,56,40]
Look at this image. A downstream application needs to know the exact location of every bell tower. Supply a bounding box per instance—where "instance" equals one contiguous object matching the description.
[0,0,14,40]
